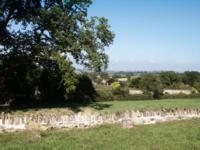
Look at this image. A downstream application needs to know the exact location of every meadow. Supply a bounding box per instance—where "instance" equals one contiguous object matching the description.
[4,98,200,115]
[1,98,200,149]
[1,118,200,150]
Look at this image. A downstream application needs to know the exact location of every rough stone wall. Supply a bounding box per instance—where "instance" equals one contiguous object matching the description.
[163,89,192,95]
[129,89,144,95]
[1,109,200,132]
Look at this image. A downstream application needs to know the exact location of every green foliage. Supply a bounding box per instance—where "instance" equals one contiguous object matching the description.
[110,81,123,95]
[111,81,121,90]
[0,0,114,104]
[139,74,163,99]
[107,78,116,85]
[0,55,41,104]
[183,71,200,86]
[39,65,65,102]
[96,90,115,101]
[69,74,97,103]
[162,93,200,99]
[160,71,182,88]
[128,71,200,100]
[52,52,77,97]
[193,82,200,92]
[129,77,142,88]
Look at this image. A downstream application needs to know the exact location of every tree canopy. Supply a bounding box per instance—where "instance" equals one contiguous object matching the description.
[0,0,114,104]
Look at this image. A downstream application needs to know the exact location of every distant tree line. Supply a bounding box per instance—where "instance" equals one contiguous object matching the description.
[88,71,200,100]
[129,71,200,99]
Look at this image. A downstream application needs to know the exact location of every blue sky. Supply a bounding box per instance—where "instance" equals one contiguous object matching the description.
[88,0,200,71]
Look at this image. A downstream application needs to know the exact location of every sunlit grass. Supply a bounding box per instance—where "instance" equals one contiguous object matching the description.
[92,98,200,113]
[1,119,200,150]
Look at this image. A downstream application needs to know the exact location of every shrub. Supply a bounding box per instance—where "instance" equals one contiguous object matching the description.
[69,75,97,103]
[162,93,200,99]
[96,90,115,101]
[111,81,121,90]
[193,82,200,92]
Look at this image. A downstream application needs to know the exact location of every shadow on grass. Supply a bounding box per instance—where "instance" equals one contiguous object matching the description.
[89,103,112,111]
[0,101,112,114]
[0,104,10,113]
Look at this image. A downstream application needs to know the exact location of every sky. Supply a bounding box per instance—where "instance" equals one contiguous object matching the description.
[88,0,200,72]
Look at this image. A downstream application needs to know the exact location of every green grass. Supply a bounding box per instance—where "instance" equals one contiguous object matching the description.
[1,119,200,150]
[91,98,200,113]
[2,98,200,115]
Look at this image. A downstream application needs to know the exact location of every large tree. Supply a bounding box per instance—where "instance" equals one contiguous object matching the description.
[0,0,114,104]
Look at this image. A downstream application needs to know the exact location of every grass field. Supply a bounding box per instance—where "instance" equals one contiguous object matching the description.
[91,98,200,113]
[1,119,200,150]
[3,98,200,115]
[1,99,200,149]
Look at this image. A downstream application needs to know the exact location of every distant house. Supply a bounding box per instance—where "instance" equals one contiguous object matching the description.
[117,78,128,82]
[129,89,144,95]
[163,89,196,95]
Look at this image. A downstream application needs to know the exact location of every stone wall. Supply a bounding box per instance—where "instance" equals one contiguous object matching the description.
[163,89,193,95]
[129,89,144,95]
[1,109,200,132]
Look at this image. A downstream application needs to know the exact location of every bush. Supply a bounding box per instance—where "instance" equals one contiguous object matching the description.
[95,89,153,101]
[162,93,200,99]
[96,90,115,101]
[193,82,200,92]
[112,88,129,96]
[69,75,97,103]
[111,81,121,92]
